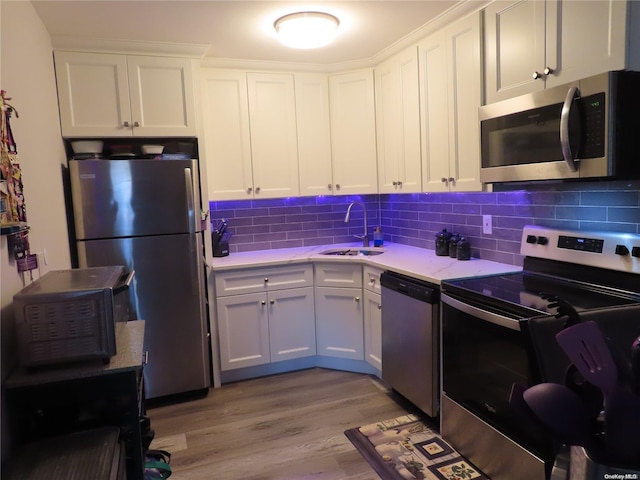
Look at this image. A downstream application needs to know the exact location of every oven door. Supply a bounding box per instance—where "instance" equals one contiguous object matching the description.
[441,292,549,458]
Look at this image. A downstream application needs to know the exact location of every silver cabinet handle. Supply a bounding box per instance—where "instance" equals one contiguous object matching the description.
[133,121,140,127]
[264,278,269,282]
[270,299,275,305]
[143,351,149,365]
[377,304,382,310]
[369,278,375,285]
[532,71,542,80]
[560,86,580,172]
[247,187,253,194]
[123,121,130,127]
[544,67,554,76]
[355,296,360,302]
[261,300,266,305]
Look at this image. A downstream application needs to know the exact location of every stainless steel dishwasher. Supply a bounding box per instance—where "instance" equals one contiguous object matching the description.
[381,270,440,417]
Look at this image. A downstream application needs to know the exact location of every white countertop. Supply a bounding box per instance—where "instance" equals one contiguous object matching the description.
[210,242,521,284]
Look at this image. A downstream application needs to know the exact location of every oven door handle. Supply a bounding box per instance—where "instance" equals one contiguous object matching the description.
[442,293,521,331]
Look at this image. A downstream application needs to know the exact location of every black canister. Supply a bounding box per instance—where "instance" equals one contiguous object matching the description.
[435,229,452,256]
[457,237,471,260]
[449,233,461,258]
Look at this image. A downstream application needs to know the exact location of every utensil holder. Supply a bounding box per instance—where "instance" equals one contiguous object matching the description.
[569,446,640,480]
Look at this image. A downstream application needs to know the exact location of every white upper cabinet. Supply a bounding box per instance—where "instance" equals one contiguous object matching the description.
[484,0,639,104]
[200,70,300,200]
[328,70,378,195]
[375,46,422,194]
[200,70,253,201]
[247,73,300,198]
[54,51,197,137]
[295,73,334,196]
[419,12,483,193]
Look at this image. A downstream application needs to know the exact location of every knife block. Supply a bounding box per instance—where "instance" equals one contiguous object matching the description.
[213,240,229,257]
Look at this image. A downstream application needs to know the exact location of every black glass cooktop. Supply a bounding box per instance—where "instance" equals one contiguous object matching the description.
[442,271,640,318]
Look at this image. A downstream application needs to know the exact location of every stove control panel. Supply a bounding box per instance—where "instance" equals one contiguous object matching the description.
[521,225,640,274]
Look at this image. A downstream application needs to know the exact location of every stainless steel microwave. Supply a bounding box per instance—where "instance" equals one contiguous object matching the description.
[479,71,640,183]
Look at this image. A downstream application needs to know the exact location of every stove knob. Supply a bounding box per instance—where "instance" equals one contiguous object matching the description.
[526,235,537,244]
[632,246,640,258]
[615,244,630,256]
[536,236,549,245]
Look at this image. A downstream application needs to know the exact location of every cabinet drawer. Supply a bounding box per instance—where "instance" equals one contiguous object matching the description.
[363,266,384,294]
[215,264,313,296]
[314,263,363,288]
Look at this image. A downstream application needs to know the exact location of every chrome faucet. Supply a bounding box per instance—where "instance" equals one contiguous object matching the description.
[345,201,369,247]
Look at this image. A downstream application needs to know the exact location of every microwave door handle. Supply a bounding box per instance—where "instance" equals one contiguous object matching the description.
[114,269,135,293]
[560,86,580,172]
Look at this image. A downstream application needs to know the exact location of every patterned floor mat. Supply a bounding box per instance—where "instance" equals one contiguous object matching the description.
[344,414,488,480]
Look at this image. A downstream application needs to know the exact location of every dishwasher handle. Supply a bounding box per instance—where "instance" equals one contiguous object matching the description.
[381,271,439,304]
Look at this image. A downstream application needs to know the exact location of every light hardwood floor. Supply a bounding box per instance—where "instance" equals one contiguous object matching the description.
[146,368,424,479]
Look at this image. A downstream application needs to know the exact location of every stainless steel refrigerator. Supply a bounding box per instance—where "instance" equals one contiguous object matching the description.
[69,157,211,399]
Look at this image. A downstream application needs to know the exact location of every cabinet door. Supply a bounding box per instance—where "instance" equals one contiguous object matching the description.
[127,56,197,137]
[217,293,270,370]
[363,290,382,371]
[315,287,364,360]
[545,0,627,89]
[329,70,378,195]
[247,73,300,198]
[54,51,132,137]
[268,287,316,362]
[484,0,546,103]
[419,13,482,193]
[446,13,483,193]
[375,46,421,194]
[201,70,254,201]
[295,74,334,196]
[419,31,451,193]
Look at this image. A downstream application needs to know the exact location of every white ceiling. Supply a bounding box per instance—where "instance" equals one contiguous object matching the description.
[30,1,475,69]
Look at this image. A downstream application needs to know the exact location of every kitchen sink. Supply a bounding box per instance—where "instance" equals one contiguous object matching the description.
[319,248,384,257]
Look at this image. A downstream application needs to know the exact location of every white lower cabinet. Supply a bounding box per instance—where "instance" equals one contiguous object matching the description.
[217,292,270,370]
[268,288,316,362]
[363,265,384,371]
[315,287,364,360]
[215,265,315,371]
[314,263,364,360]
[363,290,382,371]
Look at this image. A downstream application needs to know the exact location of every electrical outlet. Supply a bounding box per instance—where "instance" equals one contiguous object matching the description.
[482,215,493,235]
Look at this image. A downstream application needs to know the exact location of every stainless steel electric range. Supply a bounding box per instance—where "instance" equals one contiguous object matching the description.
[440,225,640,480]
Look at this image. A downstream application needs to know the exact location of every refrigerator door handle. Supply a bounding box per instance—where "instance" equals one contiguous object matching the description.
[184,167,196,233]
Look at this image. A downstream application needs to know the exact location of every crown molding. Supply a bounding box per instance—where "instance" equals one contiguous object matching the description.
[371,0,491,65]
[50,36,209,58]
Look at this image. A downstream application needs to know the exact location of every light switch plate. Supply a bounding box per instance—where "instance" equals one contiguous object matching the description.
[483,215,492,234]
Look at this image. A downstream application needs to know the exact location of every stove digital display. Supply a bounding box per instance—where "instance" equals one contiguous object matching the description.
[557,235,604,253]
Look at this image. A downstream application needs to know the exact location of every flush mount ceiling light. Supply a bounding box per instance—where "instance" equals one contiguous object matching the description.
[274,11,340,49]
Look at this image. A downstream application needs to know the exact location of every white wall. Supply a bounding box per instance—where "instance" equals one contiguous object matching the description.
[1,0,70,460]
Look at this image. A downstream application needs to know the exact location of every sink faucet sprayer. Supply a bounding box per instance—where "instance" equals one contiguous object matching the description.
[344,201,369,247]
